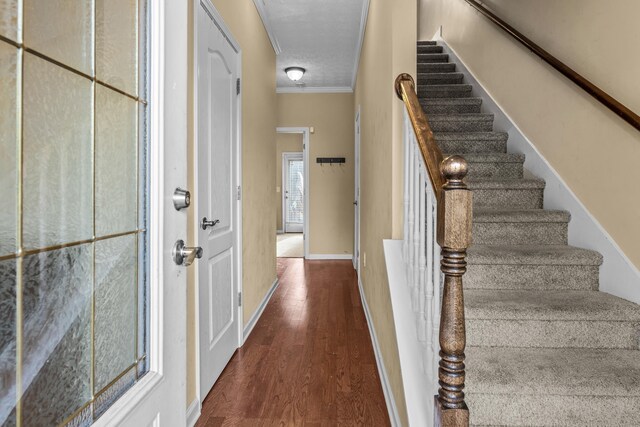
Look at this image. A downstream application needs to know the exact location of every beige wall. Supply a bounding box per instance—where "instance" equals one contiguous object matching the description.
[419,0,640,269]
[354,0,417,425]
[276,133,303,231]
[187,0,277,405]
[277,93,355,256]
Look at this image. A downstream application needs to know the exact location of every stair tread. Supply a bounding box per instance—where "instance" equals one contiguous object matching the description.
[473,208,569,223]
[422,97,481,105]
[452,153,524,163]
[421,83,472,90]
[467,178,545,189]
[467,346,640,397]
[468,244,603,265]
[466,289,640,322]
[417,40,437,45]
[418,72,464,78]
[428,113,494,121]
[434,131,508,141]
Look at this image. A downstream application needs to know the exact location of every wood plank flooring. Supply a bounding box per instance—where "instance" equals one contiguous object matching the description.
[196,258,391,426]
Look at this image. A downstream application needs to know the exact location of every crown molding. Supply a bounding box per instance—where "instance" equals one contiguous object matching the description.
[351,0,370,90]
[276,86,354,94]
[252,0,282,55]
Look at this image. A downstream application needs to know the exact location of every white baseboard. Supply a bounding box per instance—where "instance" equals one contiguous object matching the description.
[357,273,401,426]
[436,37,640,304]
[243,278,279,342]
[186,397,201,427]
[276,229,284,234]
[306,253,353,260]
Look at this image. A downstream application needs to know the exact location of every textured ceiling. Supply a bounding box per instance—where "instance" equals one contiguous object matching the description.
[258,0,369,92]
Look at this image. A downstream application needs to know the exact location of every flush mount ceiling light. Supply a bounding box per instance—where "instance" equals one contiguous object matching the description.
[285,67,305,82]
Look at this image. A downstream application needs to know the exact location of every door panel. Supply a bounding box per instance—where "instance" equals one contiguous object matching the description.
[197,0,240,401]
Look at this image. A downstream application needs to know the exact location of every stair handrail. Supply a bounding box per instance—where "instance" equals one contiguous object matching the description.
[395,73,473,427]
[462,0,640,132]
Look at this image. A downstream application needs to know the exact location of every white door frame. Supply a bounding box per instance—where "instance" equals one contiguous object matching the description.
[276,127,310,258]
[192,0,243,410]
[354,106,361,273]
[94,0,187,424]
[282,151,304,234]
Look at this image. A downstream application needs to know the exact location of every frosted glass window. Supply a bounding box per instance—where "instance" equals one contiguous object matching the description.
[0,259,16,427]
[24,0,93,75]
[96,0,138,95]
[23,53,93,250]
[287,159,304,224]
[94,235,137,393]
[0,42,18,257]
[3,1,150,424]
[0,0,18,42]
[96,85,138,237]
[21,245,93,426]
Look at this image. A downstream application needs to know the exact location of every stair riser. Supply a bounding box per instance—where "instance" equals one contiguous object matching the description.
[418,63,456,73]
[422,102,482,114]
[418,53,449,63]
[465,264,599,291]
[467,161,524,179]
[473,222,567,245]
[417,45,443,54]
[472,188,543,209]
[468,394,640,426]
[438,140,507,154]
[419,87,472,98]
[417,40,437,46]
[468,320,640,349]
[429,119,493,133]
[418,74,463,85]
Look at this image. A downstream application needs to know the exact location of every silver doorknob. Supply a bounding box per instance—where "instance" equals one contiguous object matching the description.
[201,217,220,230]
[172,240,203,267]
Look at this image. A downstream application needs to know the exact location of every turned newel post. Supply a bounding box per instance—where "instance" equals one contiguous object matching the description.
[435,155,473,427]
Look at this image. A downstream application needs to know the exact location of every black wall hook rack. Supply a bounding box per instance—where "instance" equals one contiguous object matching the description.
[316,157,345,165]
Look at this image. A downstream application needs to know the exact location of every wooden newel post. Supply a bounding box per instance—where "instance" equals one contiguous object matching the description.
[435,155,472,427]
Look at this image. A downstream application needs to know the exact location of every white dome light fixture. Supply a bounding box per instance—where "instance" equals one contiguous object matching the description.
[285,67,305,82]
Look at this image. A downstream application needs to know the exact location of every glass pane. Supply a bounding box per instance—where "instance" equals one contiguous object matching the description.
[0,0,19,43]
[21,244,92,426]
[287,159,304,224]
[0,42,18,257]
[23,53,93,249]
[93,367,135,419]
[23,0,93,75]
[95,85,137,237]
[0,259,16,427]
[96,0,138,95]
[94,235,136,393]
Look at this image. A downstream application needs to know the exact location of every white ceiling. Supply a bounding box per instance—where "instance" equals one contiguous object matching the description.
[254,0,370,92]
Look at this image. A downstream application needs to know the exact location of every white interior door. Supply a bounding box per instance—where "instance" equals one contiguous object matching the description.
[353,108,361,272]
[99,1,187,425]
[283,153,304,233]
[196,0,241,401]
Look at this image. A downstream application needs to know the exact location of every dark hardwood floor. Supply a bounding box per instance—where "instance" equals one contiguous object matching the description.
[196,258,391,426]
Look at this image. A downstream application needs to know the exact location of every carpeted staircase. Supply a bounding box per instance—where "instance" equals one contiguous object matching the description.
[417,40,640,426]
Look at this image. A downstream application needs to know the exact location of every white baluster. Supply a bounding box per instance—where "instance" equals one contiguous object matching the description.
[403,110,410,264]
[412,145,420,312]
[407,135,415,289]
[424,182,434,375]
[432,215,441,381]
[417,165,427,342]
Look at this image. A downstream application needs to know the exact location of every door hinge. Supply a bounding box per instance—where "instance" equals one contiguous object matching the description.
[236,78,240,95]
[237,185,241,201]
[238,292,242,306]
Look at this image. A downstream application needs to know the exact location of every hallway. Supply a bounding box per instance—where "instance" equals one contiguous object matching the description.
[196,259,390,426]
